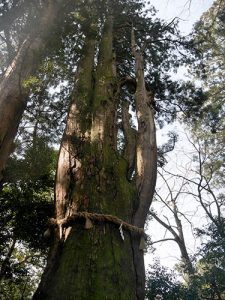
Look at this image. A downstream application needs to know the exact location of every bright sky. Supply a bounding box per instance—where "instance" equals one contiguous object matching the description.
[145,0,214,271]
[150,0,214,34]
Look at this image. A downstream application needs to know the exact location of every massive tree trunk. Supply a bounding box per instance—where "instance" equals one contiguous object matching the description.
[0,0,67,182]
[34,13,157,300]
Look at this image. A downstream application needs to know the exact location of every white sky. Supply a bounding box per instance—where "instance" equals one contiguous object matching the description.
[144,0,214,271]
[150,0,214,34]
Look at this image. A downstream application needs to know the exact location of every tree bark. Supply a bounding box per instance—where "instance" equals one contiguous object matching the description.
[0,0,66,183]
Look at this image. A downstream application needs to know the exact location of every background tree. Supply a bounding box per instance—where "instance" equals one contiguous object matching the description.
[188,0,225,179]
[0,137,55,299]
[149,169,195,281]
[147,132,225,299]
[0,0,71,182]
[146,260,182,300]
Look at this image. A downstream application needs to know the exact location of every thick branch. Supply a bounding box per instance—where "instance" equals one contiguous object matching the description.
[132,27,157,228]
[150,211,194,275]
[150,211,180,240]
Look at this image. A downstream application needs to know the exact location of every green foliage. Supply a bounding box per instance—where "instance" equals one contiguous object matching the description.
[146,261,181,299]
[0,137,55,298]
[22,76,43,91]
[145,261,199,300]
[195,218,225,299]
[193,0,225,117]
[1,137,55,248]
[189,0,225,180]
[0,249,45,300]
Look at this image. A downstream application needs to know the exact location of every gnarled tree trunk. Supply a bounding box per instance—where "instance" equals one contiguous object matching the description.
[34,14,157,300]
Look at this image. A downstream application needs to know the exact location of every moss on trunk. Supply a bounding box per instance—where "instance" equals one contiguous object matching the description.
[35,224,138,300]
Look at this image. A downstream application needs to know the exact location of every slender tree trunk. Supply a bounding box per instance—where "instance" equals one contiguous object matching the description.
[0,0,66,182]
[175,215,195,279]
[34,14,157,300]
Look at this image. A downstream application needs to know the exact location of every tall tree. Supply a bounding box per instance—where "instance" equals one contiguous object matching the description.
[32,0,186,298]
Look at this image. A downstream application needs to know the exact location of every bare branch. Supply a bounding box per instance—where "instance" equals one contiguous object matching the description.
[150,238,176,245]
